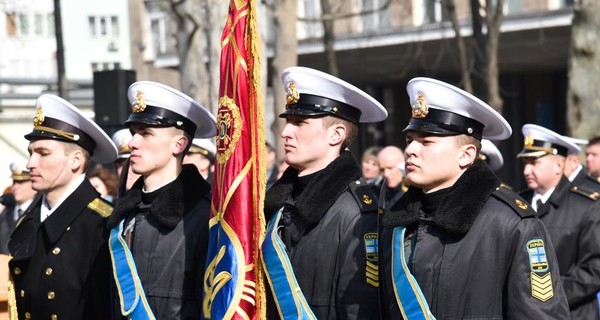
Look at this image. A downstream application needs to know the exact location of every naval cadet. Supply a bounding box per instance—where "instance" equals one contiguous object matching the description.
[106,81,216,319]
[379,78,569,319]
[518,124,600,319]
[261,67,387,319]
[8,94,117,320]
[0,162,36,254]
[562,136,600,198]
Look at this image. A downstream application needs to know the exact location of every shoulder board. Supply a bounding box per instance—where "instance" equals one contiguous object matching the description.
[87,197,114,218]
[348,179,379,214]
[586,174,600,185]
[570,185,599,201]
[491,186,536,218]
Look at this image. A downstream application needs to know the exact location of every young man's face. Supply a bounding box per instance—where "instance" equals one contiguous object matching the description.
[403,131,465,193]
[522,155,564,195]
[280,115,335,176]
[128,124,184,177]
[27,139,78,194]
[586,144,600,177]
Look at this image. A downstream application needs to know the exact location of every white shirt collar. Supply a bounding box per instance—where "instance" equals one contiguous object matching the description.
[40,174,86,223]
[14,198,34,221]
[532,187,555,212]
[568,164,583,182]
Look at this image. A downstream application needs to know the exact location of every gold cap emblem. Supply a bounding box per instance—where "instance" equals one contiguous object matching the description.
[411,92,428,118]
[132,91,146,113]
[524,133,534,147]
[285,81,300,106]
[33,105,45,126]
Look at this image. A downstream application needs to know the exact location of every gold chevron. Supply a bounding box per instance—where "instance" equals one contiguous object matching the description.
[531,272,553,302]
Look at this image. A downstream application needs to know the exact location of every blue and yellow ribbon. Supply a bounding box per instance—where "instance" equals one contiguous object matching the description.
[261,208,316,320]
[109,220,156,320]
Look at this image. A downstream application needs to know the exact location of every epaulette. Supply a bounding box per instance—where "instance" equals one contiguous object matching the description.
[87,197,114,217]
[491,186,536,218]
[348,179,379,214]
[570,185,599,201]
[586,174,600,185]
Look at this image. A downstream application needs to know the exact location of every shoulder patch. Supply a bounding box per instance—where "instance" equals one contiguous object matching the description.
[348,179,379,214]
[492,186,536,218]
[87,198,113,218]
[570,185,599,201]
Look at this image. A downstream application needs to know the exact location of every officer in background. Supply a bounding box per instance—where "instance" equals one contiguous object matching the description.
[262,67,387,319]
[563,136,600,197]
[518,124,600,319]
[9,94,117,320]
[184,138,216,185]
[111,128,140,195]
[380,78,569,319]
[377,146,406,208]
[106,81,216,319]
[586,136,600,178]
[0,162,36,254]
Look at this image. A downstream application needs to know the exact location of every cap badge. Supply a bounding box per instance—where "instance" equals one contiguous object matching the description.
[132,91,146,113]
[411,92,429,118]
[524,133,534,147]
[285,81,300,106]
[33,105,45,126]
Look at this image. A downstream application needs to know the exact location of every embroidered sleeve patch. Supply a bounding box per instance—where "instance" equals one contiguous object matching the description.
[531,272,554,302]
[364,233,379,287]
[526,239,548,272]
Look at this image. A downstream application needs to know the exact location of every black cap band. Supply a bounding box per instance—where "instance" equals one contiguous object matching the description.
[523,140,569,157]
[403,108,484,140]
[25,117,96,155]
[125,105,198,137]
[279,94,362,124]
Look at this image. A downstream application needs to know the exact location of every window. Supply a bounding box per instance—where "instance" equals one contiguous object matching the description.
[91,62,120,72]
[19,13,29,36]
[47,13,55,36]
[505,0,522,13]
[359,0,391,32]
[34,14,43,36]
[298,0,323,39]
[88,15,119,38]
[423,0,449,24]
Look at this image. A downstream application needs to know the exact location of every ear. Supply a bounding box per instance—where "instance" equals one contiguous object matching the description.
[458,143,478,168]
[328,123,347,147]
[173,135,190,156]
[70,148,84,172]
[555,156,566,174]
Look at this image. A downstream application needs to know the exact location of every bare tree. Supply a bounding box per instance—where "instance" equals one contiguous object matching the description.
[54,0,68,99]
[567,0,600,138]
[445,0,472,93]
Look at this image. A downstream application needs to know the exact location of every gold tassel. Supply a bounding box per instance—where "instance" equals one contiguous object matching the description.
[8,272,18,320]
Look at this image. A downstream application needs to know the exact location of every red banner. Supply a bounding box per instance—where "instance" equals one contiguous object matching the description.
[202,0,266,319]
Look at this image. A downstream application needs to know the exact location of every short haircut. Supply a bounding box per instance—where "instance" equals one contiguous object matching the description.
[455,134,482,152]
[63,142,91,172]
[322,116,358,150]
[362,146,381,163]
[588,136,600,147]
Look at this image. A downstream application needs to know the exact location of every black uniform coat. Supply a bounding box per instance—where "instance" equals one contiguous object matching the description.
[8,179,112,320]
[521,176,600,319]
[107,164,211,319]
[0,203,18,254]
[571,166,600,198]
[264,151,380,320]
[381,160,570,319]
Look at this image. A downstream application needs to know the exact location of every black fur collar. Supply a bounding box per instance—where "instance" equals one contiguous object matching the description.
[107,164,211,229]
[264,151,361,225]
[383,160,500,235]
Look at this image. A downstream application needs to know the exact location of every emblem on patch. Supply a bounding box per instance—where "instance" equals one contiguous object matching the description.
[362,194,373,205]
[33,105,44,126]
[515,199,528,210]
[216,96,242,165]
[411,92,428,118]
[132,91,146,113]
[531,272,554,302]
[285,81,300,106]
[527,239,549,273]
[364,233,379,287]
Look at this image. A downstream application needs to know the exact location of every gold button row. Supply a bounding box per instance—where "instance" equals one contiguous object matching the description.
[47,291,55,300]
[52,247,61,255]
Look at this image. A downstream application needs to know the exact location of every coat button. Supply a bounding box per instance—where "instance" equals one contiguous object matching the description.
[52,247,61,255]
[24,312,31,319]
[13,267,21,275]
[51,314,58,320]
[47,291,55,300]
[20,290,25,298]
[45,268,53,276]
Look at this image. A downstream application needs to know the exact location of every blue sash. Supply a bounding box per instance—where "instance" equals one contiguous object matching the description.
[261,208,316,320]
[391,226,436,320]
[109,220,156,320]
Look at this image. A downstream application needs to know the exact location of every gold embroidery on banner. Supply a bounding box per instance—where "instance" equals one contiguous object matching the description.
[216,96,242,165]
